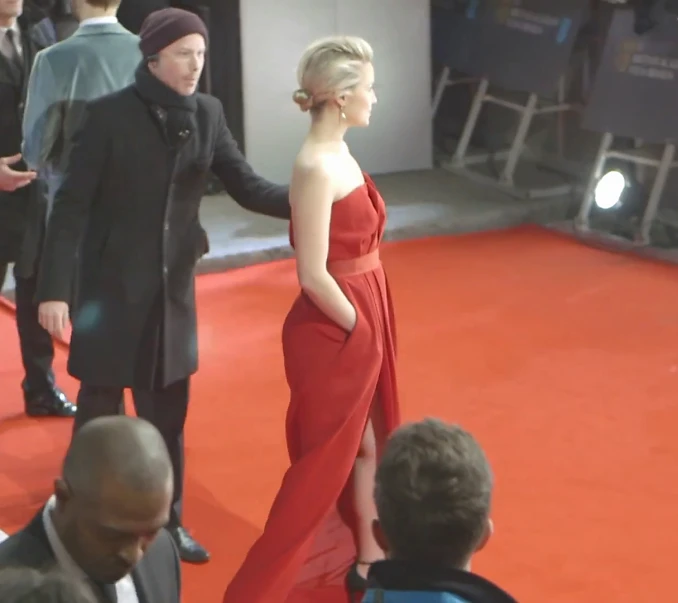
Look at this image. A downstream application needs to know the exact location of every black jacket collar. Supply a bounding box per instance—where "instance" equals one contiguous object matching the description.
[15,507,150,603]
[134,63,197,113]
[367,560,518,603]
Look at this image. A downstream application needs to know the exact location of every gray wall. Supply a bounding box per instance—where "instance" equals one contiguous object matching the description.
[240,0,433,184]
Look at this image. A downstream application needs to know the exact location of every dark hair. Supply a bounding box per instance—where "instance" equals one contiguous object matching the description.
[0,568,97,603]
[374,418,493,568]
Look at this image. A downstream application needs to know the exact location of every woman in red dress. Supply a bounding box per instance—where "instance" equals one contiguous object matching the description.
[223,36,400,603]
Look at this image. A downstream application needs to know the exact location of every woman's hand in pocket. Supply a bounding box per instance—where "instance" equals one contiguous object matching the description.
[346,306,358,333]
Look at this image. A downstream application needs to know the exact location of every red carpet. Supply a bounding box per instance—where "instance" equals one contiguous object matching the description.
[1,225,677,602]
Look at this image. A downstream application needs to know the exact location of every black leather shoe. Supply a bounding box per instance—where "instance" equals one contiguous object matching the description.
[167,525,210,564]
[345,562,369,601]
[24,387,76,418]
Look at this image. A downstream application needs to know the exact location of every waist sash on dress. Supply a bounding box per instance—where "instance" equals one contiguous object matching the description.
[327,249,380,277]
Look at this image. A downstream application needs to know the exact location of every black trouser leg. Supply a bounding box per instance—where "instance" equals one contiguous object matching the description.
[73,384,126,433]
[0,263,7,292]
[14,268,56,397]
[132,378,190,527]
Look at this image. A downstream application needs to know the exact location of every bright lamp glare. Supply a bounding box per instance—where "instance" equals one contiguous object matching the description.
[594,170,626,210]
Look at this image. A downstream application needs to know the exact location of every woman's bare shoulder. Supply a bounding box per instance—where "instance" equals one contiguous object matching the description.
[294,144,342,180]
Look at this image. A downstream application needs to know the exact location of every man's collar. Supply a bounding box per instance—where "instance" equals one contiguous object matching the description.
[0,20,20,34]
[42,496,89,581]
[80,16,118,27]
[367,560,518,603]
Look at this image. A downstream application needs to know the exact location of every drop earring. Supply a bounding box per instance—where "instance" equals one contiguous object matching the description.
[340,109,346,120]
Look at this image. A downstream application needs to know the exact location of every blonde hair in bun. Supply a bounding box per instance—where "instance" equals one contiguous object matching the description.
[294,35,373,113]
[292,88,313,112]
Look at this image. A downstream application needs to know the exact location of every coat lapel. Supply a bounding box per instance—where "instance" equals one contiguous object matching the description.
[0,48,22,86]
[0,22,44,97]
[131,566,151,603]
[20,508,60,571]
[28,17,57,48]
[0,15,47,88]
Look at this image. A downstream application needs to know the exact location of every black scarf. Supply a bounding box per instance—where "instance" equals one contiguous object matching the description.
[134,63,197,148]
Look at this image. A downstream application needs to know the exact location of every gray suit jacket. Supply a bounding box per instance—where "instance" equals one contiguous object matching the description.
[22,22,142,189]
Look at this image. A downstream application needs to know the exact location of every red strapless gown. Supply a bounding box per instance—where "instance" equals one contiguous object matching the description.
[222,172,400,603]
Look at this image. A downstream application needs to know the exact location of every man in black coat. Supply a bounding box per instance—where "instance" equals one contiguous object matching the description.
[35,8,290,564]
[0,416,181,603]
[0,0,75,418]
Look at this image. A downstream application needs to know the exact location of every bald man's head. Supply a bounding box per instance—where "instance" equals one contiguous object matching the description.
[62,415,172,499]
[51,417,173,584]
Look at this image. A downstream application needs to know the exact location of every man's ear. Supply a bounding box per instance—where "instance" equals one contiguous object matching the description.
[53,477,72,507]
[475,517,493,554]
[146,56,159,73]
[372,519,389,555]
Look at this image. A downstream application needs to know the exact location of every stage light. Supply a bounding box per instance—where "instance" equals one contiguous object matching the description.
[594,170,627,210]
[589,164,647,241]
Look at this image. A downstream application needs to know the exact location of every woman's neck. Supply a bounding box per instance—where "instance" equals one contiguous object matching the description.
[308,109,348,144]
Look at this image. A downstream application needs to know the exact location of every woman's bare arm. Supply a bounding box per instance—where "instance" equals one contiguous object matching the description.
[291,160,357,332]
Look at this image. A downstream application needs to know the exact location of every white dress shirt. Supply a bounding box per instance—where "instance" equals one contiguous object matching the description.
[0,21,22,60]
[43,496,140,603]
[80,15,119,27]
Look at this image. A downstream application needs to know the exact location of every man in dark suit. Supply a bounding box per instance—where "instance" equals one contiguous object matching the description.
[0,415,181,603]
[35,8,290,563]
[19,0,142,354]
[0,0,75,418]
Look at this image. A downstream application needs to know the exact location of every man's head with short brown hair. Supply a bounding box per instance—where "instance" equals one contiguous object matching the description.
[83,0,120,8]
[70,0,121,20]
[373,418,494,569]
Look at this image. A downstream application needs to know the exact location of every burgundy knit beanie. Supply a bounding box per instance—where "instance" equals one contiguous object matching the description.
[139,8,209,58]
